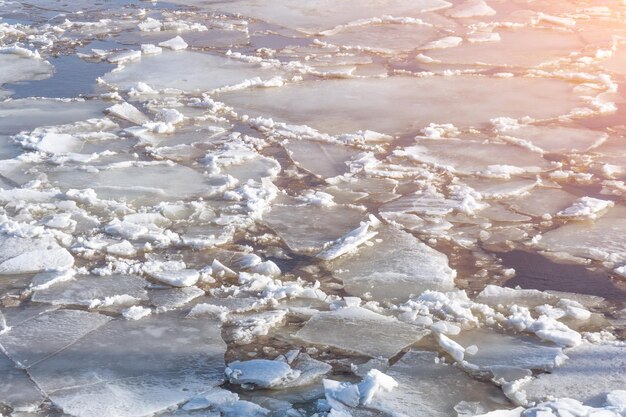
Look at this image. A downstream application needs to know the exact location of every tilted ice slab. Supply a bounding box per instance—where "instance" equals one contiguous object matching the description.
[296,306,429,359]
[222,75,585,135]
[103,50,281,93]
[284,140,357,179]
[369,350,510,417]
[0,235,74,275]
[28,313,226,417]
[167,0,451,34]
[400,139,552,176]
[327,225,455,302]
[536,206,626,263]
[513,343,626,407]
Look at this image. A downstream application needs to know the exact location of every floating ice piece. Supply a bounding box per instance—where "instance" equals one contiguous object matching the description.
[158,36,188,51]
[399,139,551,176]
[264,195,366,255]
[323,23,441,55]
[476,285,557,308]
[0,98,109,136]
[497,125,608,154]
[103,50,281,93]
[225,359,301,389]
[221,76,584,135]
[509,188,578,218]
[447,0,496,18]
[0,45,53,87]
[513,343,626,407]
[0,309,112,368]
[425,28,584,68]
[107,50,142,64]
[452,328,563,379]
[327,225,455,302]
[421,36,462,50]
[296,306,429,359]
[368,350,509,416]
[170,0,451,34]
[317,216,379,261]
[31,274,148,307]
[556,197,614,221]
[284,140,356,179]
[0,236,74,275]
[536,206,626,263]
[324,369,398,411]
[28,313,226,417]
[148,269,200,287]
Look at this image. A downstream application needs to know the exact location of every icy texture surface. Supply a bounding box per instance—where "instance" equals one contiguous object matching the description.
[0,0,625,415]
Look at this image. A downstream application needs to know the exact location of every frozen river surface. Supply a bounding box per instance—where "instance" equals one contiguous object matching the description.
[0,0,625,416]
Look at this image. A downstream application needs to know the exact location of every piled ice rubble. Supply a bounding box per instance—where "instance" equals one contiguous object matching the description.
[0,0,625,416]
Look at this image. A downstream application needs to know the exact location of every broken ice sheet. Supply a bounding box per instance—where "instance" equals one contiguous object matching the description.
[0,236,74,275]
[451,328,563,379]
[31,274,148,308]
[0,309,112,368]
[424,27,584,68]
[222,75,586,135]
[296,306,429,359]
[497,124,608,154]
[103,50,282,93]
[322,22,442,54]
[513,342,626,407]
[167,0,452,34]
[367,350,511,417]
[399,138,552,176]
[263,194,367,255]
[0,350,46,411]
[535,205,626,263]
[284,140,356,180]
[326,225,456,302]
[509,187,578,218]
[0,46,53,89]
[27,312,226,417]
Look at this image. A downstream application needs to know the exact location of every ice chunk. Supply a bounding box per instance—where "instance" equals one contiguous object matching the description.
[158,36,188,51]
[515,343,626,407]
[498,125,608,154]
[31,274,148,307]
[369,350,510,416]
[264,195,366,255]
[0,236,74,275]
[103,50,281,93]
[556,197,614,221]
[0,46,53,87]
[284,140,356,179]
[0,309,112,368]
[327,225,455,302]
[296,306,429,359]
[536,206,626,263]
[105,102,149,125]
[225,359,301,389]
[509,188,578,218]
[400,139,551,176]
[452,329,563,378]
[28,313,226,417]
[222,76,585,135]
[148,269,200,287]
